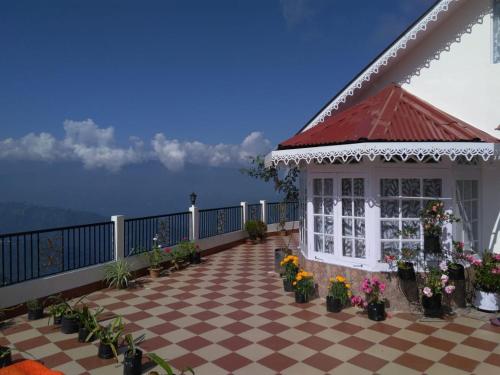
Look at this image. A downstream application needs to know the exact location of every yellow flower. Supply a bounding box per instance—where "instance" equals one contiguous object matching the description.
[336,275,346,283]
[292,281,297,286]
[345,283,351,289]
[296,275,303,281]
[329,277,335,283]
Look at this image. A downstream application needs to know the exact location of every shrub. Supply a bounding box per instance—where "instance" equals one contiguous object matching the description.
[104,260,132,289]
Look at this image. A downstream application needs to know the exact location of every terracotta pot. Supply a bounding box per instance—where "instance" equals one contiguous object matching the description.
[422,294,442,318]
[474,290,500,312]
[326,296,343,313]
[367,302,385,321]
[149,268,162,279]
[424,234,441,254]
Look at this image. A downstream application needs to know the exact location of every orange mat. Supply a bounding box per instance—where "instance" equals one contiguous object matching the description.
[0,360,64,375]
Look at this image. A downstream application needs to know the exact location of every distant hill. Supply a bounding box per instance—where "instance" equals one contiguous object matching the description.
[0,202,106,234]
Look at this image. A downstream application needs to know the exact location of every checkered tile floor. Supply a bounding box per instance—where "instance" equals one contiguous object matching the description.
[1,236,500,374]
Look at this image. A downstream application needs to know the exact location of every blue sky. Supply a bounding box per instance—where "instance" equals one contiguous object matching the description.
[0,0,436,214]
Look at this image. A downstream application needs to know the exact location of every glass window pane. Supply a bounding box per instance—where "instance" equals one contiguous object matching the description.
[382,242,399,258]
[314,216,323,233]
[355,219,365,237]
[494,0,500,63]
[354,199,365,217]
[464,181,472,200]
[381,199,398,218]
[325,236,334,254]
[342,179,352,196]
[354,178,364,196]
[314,235,323,252]
[423,179,442,197]
[472,201,478,219]
[402,200,420,218]
[313,197,322,214]
[472,180,478,198]
[355,240,366,258]
[381,220,399,239]
[324,216,334,234]
[324,198,334,215]
[342,218,353,236]
[313,179,322,195]
[401,241,420,252]
[402,220,420,239]
[343,238,353,257]
[402,179,420,197]
[342,199,352,216]
[324,179,333,196]
[381,179,399,197]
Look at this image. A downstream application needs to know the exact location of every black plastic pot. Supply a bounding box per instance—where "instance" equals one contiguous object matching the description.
[326,296,343,312]
[61,315,80,334]
[27,307,44,321]
[98,341,117,360]
[190,252,201,264]
[78,327,95,343]
[123,349,143,375]
[53,315,63,325]
[294,291,309,304]
[422,294,442,318]
[0,347,12,368]
[397,263,416,281]
[283,278,294,292]
[448,264,465,280]
[367,302,386,321]
[424,234,441,254]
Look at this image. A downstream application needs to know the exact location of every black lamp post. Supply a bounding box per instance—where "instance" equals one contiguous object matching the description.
[190,192,197,206]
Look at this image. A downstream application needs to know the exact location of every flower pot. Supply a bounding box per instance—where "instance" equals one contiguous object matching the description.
[27,307,44,321]
[123,349,143,375]
[148,267,162,279]
[295,291,309,304]
[0,347,12,368]
[53,315,63,325]
[448,264,465,280]
[98,341,117,359]
[78,327,95,343]
[61,315,80,334]
[283,278,294,292]
[397,263,416,281]
[190,252,201,264]
[474,290,500,312]
[424,234,441,254]
[422,294,442,318]
[367,302,386,321]
[326,296,343,313]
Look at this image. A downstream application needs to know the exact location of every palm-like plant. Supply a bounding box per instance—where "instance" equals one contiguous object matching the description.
[148,353,195,375]
[104,260,132,289]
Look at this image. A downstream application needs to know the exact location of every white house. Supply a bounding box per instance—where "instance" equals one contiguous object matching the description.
[267,0,500,305]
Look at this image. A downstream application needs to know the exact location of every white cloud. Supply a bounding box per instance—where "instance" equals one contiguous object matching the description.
[0,120,272,172]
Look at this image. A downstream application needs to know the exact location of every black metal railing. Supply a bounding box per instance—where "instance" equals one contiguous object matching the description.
[267,201,299,224]
[246,203,262,222]
[124,212,191,256]
[199,206,242,239]
[0,221,114,287]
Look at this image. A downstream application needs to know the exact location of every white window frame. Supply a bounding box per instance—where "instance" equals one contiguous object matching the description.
[455,180,480,251]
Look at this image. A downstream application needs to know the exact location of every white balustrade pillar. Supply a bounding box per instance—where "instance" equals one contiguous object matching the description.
[189,205,199,241]
[111,215,125,260]
[260,200,267,224]
[240,202,247,227]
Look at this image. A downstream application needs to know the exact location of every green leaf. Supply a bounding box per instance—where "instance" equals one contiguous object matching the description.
[148,353,175,375]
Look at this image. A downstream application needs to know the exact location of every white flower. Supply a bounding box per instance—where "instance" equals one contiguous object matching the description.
[444,285,455,294]
[423,287,433,297]
[439,260,448,272]
[440,274,449,285]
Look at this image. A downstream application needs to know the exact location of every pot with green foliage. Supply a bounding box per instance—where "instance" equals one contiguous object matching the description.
[123,333,145,375]
[148,353,195,375]
[293,270,315,303]
[420,200,459,255]
[167,246,189,271]
[79,305,102,342]
[47,298,68,325]
[245,220,260,243]
[104,260,132,289]
[0,346,11,368]
[93,316,124,360]
[144,244,166,278]
[326,276,351,313]
[26,299,44,320]
[177,240,201,265]
[467,252,500,312]
[280,255,299,292]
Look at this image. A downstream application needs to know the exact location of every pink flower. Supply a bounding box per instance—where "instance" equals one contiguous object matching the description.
[492,267,500,275]
[439,260,448,272]
[494,254,500,261]
[444,285,455,294]
[441,274,449,285]
[423,287,433,297]
[163,247,172,254]
[379,283,386,292]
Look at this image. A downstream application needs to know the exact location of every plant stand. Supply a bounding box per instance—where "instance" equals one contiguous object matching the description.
[448,265,466,308]
[424,234,441,254]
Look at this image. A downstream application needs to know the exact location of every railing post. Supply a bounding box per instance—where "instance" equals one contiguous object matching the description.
[240,202,247,229]
[189,205,199,241]
[260,200,267,224]
[111,215,125,260]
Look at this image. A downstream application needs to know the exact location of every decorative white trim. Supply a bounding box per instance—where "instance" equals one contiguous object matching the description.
[303,0,460,131]
[267,142,499,167]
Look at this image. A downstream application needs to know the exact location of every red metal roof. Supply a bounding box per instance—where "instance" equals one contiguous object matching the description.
[279,85,499,150]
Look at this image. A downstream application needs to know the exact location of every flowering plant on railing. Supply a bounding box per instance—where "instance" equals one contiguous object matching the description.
[420,200,459,236]
[421,267,455,298]
[280,255,299,282]
[465,252,500,293]
[293,270,315,298]
[351,276,386,308]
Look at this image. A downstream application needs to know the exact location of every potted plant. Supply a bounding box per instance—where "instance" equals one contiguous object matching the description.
[93,316,124,360]
[421,267,456,318]
[177,240,201,265]
[47,296,68,326]
[144,244,166,278]
[280,255,299,292]
[79,305,103,343]
[0,346,11,368]
[293,270,314,303]
[167,246,189,271]
[351,276,387,321]
[420,200,459,254]
[26,299,44,320]
[467,252,500,312]
[326,276,351,312]
[385,247,417,281]
[104,259,132,289]
[255,220,267,241]
[148,353,195,375]
[244,220,259,244]
[123,333,145,375]
[60,296,86,334]
[441,241,468,307]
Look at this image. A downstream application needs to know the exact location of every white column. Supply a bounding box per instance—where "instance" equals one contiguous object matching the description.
[260,200,267,224]
[189,205,199,241]
[240,202,248,227]
[111,215,125,260]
